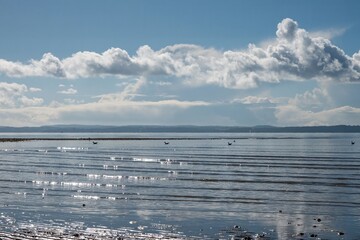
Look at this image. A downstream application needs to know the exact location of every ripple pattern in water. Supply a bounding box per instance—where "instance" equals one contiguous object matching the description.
[0,133,359,239]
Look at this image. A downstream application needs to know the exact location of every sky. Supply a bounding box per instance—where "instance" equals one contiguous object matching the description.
[0,0,360,127]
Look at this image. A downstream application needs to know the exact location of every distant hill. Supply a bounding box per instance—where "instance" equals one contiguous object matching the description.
[0,125,359,133]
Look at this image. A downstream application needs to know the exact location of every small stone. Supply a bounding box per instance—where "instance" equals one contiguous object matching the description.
[82,204,86,207]
[279,210,282,213]
[338,232,344,235]
[317,218,321,222]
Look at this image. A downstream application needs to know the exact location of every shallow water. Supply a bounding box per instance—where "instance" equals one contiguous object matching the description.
[0,132,359,239]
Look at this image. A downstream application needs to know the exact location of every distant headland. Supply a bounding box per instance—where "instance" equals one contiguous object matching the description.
[0,124,359,133]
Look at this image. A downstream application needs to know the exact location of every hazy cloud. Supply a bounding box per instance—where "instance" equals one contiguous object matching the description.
[0,99,210,126]
[275,105,360,126]
[309,27,348,40]
[232,96,275,104]
[98,77,146,102]
[274,84,360,126]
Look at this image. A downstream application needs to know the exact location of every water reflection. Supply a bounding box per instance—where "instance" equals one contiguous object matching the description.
[0,133,359,239]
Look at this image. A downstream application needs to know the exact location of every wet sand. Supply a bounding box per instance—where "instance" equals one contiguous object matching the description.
[0,226,266,240]
[0,224,346,240]
[0,231,183,240]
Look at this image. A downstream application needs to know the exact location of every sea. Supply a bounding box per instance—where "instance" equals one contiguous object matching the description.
[0,132,359,240]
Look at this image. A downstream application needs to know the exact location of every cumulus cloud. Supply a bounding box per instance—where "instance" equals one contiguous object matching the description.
[0,18,358,89]
[0,82,43,108]
[289,88,330,110]
[0,53,65,78]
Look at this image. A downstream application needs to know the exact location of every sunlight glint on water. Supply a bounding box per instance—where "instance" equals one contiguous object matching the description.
[0,132,359,239]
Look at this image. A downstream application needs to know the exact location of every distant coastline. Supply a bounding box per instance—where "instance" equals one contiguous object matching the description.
[0,124,359,133]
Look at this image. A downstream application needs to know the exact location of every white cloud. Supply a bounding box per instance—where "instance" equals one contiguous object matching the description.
[0,18,358,89]
[0,53,65,78]
[19,96,44,107]
[58,88,78,95]
[232,96,275,104]
[0,82,43,108]
[289,88,331,110]
[98,77,145,102]
[29,87,42,92]
[149,81,172,86]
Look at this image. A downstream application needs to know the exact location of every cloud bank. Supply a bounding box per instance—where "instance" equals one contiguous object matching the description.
[0,18,359,89]
[0,18,359,127]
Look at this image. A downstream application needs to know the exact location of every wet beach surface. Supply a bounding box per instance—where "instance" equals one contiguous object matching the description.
[0,132,359,239]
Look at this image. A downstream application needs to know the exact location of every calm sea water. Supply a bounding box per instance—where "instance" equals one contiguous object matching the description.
[0,132,359,239]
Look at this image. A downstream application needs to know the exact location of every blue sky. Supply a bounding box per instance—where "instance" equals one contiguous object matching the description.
[0,0,359,126]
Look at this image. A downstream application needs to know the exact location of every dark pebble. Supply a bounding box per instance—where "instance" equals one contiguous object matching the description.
[279,210,282,213]
[310,233,317,237]
[338,232,344,235]
[313,225,317,228]
[317,218,321,222]
[233,225,240,229]
[73,233,80,237]
[82,204,86,207]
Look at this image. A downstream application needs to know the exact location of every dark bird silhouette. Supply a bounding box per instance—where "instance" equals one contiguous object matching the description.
[351,140,355,145]
[228,142,232,146]
[164,141,169,145]
[93,141,98,144]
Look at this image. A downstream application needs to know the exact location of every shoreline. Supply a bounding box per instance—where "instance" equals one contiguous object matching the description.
[0,137,236,142]
[0,135,349,142]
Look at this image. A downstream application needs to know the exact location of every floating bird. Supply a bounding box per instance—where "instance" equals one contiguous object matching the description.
[228,142,232,146]
[93,141,98,144]
[164,141,170,145]
[351,140,355,145]
[42,188,46,199]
